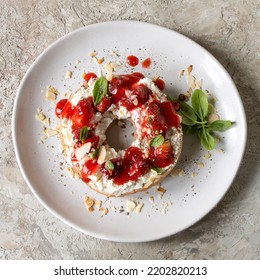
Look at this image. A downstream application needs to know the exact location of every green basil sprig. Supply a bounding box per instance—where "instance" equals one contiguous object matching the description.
[105,160,114,170]
[93,76,108,106]
[79,126,88,142]
[150,167,163,174]
[178,89,234,150]
[150,135,164,148]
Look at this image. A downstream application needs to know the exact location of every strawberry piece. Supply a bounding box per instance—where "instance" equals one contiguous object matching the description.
[82,72,97,83]
[60,100,75,119]
[146,102,169,134]
[154,78,165,91]
[160,101,180,127]
[124,146,144,162]
[81,159,98,183]
[71,97,96,128]
[131,84,151,106]
[100,158,123,179]
[149,141,174,168]
[55,99,68,118]
[96,96,112,112]
[112,147,149,185]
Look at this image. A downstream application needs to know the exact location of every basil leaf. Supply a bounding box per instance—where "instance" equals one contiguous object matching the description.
[166,93,174,102]
[105,160,114,170]
[93,76,108,106]
[150,167,163,174]
[178,101,197,126]
[150,135,164,148]
[79,126,88,142]
[209,120,233,132]
[91,148,100,159]
[200,128,215,150]
[191,89,208,120]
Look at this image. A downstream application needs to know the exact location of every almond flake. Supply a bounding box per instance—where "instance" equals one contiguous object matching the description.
[65,70,72,79]
[67,167,74,178]
[132,98,138,106]
[126,200,136,212]
[157,186,166,194]
[75,142,92,161]
[97,146,106,164]
[171,168,184,177]
[99,207,108,215]
[186,65,193,74]
[106,71,113,81]
[35,112,46,122]
[134,203,144,213]
[45,87,58,101]
[88,51,97,57]
[97,57,104,64]
[45,129,58,137]
[95,200,102,209]
[204,152,211,160]
[178,69,184,78]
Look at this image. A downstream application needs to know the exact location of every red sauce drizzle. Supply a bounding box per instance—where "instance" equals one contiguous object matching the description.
[154,78,165,91]
[141,58,152,68]
[126,55,139,67]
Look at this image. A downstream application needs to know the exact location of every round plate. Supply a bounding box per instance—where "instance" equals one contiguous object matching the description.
[13,21,247,242]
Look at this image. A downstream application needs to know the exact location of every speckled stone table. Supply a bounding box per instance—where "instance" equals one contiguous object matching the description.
[1,0,259,259]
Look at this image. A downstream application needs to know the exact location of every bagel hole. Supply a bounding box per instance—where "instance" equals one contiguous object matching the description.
[106,119,135,150]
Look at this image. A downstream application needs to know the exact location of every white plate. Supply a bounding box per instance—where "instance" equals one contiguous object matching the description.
[13,21,247,242]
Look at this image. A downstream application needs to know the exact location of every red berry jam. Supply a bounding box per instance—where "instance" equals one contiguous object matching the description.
[71,97,96,129]
[112,147,149,185]
[82,72,97,83]
[160,101,180,128]
[149,141,174,168]
[126,55,139,67]
[81,159,98,183]
[96,96,112,112]
[154,78,165,91]
[55,99,68,118]
[141,58,151,68]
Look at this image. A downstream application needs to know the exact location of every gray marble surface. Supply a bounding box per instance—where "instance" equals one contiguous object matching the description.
[0,0,259,259]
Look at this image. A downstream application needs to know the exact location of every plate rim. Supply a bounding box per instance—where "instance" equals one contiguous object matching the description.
[12,20,247,243]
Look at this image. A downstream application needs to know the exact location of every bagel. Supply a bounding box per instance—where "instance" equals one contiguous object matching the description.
[55,72,183,197]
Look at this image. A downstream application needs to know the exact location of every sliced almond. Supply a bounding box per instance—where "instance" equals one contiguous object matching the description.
[95,200,102,209]
[99,207,108,215]
[35,112,46,122]
[157,186,166,194]
[97,146,106,164]
[45,87,58,101]
[106,71,113,82]
[75,142,92,161]
[97,57,104,64]
[186,65,193,74]
[65,70,72,79]
[45,129,58,137]
[132,98,138,106]
[178,69,184,78]
[126,200,136,212]
[134,203,144,213]
[88,51,97,57]
[170,168,184,177]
